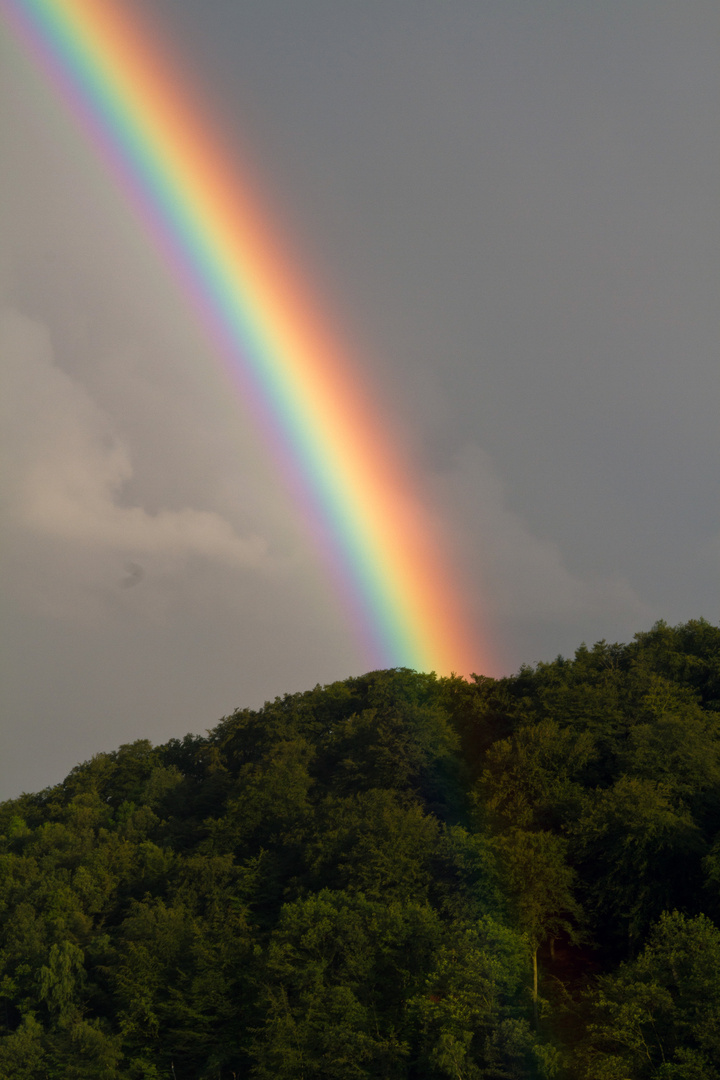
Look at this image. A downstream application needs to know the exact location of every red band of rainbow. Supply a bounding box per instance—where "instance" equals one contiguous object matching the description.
[2,0,490,676]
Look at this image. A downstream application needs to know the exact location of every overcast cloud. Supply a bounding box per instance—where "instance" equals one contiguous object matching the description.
[1,0,718,798]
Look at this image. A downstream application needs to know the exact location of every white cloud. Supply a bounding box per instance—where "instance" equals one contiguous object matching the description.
[0,307,267,567]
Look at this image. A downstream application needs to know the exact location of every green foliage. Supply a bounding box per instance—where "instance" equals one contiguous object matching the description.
[0,622,718,1076]
[577,912,720,1078]
[0,1014,46,1080]
[571,776,706,949]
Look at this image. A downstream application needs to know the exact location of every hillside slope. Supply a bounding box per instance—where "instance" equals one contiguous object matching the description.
[1,619,718,1078]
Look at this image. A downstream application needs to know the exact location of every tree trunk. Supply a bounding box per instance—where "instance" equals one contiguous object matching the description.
[532,945,538,1027]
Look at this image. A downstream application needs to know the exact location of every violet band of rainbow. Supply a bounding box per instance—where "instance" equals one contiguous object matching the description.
[2,0,490,675]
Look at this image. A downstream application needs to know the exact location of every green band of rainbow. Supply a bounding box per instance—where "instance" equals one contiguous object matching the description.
[2,0,490,675]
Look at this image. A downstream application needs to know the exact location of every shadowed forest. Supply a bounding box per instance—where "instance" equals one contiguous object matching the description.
[1,619,719,1078]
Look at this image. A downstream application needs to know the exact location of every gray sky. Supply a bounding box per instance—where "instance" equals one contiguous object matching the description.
[1,0,718,799]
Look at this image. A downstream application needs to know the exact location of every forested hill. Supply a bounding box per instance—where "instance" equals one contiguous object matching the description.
[1,620,719,1079]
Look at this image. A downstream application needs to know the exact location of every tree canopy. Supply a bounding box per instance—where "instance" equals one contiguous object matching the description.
[1,619,718,1078]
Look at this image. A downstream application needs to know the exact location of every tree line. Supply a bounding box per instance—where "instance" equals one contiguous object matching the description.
[0,618,719,1078]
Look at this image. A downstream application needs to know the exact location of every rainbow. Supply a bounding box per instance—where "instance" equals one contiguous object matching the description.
[2,0,489,675]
